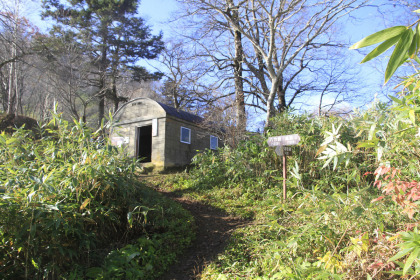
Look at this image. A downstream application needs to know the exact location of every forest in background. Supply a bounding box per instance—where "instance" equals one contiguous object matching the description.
[0,0,417,132]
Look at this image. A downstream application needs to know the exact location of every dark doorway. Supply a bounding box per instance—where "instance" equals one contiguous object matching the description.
[136,125,152,162]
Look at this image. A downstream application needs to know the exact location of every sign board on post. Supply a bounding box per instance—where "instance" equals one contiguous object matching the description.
[267,134,300,147]
[268,134,300,201]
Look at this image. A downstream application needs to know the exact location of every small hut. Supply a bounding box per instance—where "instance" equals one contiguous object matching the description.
[110,98,219,170]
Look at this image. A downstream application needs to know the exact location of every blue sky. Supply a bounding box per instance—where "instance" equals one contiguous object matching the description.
[19,0,177,33]
[138,0,178,35]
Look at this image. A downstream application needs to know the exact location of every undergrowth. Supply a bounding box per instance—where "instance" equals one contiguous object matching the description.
[163,95,418,279]
[0,113,194,279]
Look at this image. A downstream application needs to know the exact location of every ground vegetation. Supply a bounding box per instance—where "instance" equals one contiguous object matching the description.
[156,12,420,278]
[0,112,194,279]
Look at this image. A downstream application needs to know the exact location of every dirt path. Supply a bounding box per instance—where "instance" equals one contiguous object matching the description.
[146,178,250,280]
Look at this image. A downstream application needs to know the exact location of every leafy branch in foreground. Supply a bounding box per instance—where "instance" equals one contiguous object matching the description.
[350,10,420,83]
[346,9,420,278]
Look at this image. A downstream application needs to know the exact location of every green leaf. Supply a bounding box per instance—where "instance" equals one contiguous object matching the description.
[352,206,364,217]
[389,95,403,104]
[127,211,133,227]
[409,25,420,57]
[417,24,420,49]
[389,247,415,262]
[31,259,39,269]
[357,140,378,148]
[403,247,420,275]
[361,35,401,64]
[368,123,377,141]
[128,252,140,261]
[86,267,103,278]
[350,26,407,49]
[6,138,17,145]
[385,29,414,83]
[409,109,416,124]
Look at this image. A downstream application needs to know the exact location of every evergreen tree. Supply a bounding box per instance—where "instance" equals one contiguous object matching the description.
[42,0,164,126]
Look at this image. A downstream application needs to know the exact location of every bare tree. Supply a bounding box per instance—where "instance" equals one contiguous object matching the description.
[173,0,248,132]
[45,49,94,121]
[176,0,368,127]
[155,40,221,114]
[199,96,244,147]
[0,1,33,70]
[0,0,36,115]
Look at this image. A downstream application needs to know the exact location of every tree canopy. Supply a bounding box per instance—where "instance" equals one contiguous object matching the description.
[42,0,164,125]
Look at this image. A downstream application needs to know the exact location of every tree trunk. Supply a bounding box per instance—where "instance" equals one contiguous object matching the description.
[278,89,286,112]
[112,76,119,112]
[7,0,19,116]
[98,69,106,127]
[266,77,280,127]
[98,84,105,127]
[233,29,246,132]
[98,28,108,127]
[234,31,247,132]
[227,0,246,133]
[7,62,15,114]
[14,60,20,115]
[277,76,286,112]
[318,93,324,116]
[173,84,180,109]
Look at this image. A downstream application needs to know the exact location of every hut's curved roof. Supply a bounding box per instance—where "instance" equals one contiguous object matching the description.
[114,98,203,124]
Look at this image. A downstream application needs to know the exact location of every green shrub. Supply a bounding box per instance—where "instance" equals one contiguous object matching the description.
[188,135,277,190]
[168,100,416,279]
[200,188,406,279]
[0,114,194,279]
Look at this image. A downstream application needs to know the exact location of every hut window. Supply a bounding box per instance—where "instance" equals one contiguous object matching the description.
[180,127,191,144]
[210,135,218,150]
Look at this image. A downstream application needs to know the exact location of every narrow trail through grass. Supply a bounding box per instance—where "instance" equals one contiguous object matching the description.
[141,175,251,280]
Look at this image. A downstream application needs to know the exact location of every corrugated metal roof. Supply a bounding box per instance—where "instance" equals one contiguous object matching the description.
[157,102,203,124]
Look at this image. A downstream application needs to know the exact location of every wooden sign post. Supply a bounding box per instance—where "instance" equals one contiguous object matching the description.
[267,134,300,200]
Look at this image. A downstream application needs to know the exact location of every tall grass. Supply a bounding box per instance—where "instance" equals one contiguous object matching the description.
[0,114,194,279]
[167,97,418,279]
